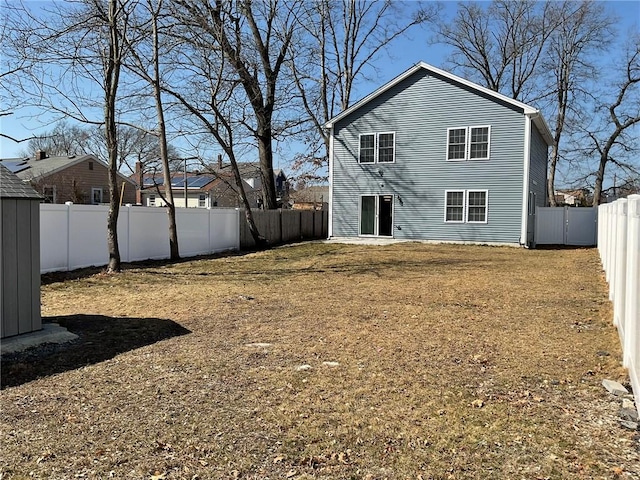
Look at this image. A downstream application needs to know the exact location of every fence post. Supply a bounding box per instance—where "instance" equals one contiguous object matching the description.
[624,195,639,372]
[613,200,628,335]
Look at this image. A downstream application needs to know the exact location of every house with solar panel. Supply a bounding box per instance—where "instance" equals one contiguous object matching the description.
[0,151,136,205]
[136,160,288,209]
[325,62,553,246]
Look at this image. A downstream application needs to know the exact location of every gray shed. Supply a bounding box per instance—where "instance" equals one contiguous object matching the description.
[0,164,43,339]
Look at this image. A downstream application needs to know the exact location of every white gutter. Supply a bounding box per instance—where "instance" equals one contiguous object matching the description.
[328,126,334,238]
[521,113,533,246]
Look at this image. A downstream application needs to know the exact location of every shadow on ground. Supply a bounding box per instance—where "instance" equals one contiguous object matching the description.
[1,315,190,389]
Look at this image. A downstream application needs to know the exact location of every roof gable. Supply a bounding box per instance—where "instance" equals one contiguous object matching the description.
[325,62,553,145]
[1,154,137,185]
[0,164,43,199]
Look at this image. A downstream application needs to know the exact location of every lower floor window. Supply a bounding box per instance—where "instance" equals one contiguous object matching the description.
[43,185,56,204]
[148,194,156,206]
[92,187,103,205]
[444,190,488,223]
[198,194,207,208]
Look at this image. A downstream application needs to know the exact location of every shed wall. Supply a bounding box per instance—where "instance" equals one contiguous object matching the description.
[1,198,42,338]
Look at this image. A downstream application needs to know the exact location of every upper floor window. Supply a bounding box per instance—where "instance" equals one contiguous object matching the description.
[447,126,491,161]
[359,132,395,163]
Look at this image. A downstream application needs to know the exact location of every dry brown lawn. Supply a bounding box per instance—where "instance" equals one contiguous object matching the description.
[1,242,638,479]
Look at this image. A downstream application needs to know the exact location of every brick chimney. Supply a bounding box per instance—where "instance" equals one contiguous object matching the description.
[35,150,47,161]
[135,161,143,204]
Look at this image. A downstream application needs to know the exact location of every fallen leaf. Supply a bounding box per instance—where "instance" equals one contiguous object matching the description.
[273,455,284,464]
[150,472,166,480]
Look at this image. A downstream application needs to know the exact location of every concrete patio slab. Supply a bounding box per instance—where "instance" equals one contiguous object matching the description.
[1,323,78,355]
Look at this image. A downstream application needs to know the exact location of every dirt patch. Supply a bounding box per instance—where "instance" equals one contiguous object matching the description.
[1,243,637,479]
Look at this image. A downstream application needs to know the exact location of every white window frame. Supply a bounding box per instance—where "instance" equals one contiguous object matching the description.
[468,125,491,160]
[91,187,103,205]
[43,185,56,204]
[358,132,396,164]
[444,190,466,223]
[444,189,489,224]
[148,194,156,207]
[466,189,489,223]
[198,193,207,208]
[377,131,396,163]
[358,133,376,164]
[446,128,467,161]
[446,126,491,161]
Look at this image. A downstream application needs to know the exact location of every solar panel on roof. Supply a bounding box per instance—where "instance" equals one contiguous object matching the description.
[187,176,214,188]
[2,160,29,174]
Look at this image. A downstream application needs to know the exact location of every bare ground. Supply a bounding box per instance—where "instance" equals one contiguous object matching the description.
[1,242,638,479]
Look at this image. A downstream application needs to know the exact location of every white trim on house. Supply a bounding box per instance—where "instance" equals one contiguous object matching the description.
[328,126,334,237]
[324,62,553,146]
[521,114,533,246]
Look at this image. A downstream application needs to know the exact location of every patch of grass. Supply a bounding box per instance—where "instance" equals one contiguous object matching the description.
[1,243,636,479]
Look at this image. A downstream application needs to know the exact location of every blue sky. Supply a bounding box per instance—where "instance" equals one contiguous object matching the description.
[1,0,639,185]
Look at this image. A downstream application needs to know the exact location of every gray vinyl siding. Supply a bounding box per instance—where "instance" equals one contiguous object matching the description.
[0,198,42,338]
[529,124,548,207]
[332,69,526,244]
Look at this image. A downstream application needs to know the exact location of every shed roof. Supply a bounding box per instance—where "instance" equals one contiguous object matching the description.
[324,61,554,146]
[0,163,43,199]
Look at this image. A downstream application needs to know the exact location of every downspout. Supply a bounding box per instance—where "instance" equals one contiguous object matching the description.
[327,124,334,238]
[520,113,534,247]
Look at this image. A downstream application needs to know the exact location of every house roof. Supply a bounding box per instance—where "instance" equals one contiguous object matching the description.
[213,162,287,179]
[0,163,43,199]
[324,61,554,146]
[0,154,136,184]
[291,185,329,203]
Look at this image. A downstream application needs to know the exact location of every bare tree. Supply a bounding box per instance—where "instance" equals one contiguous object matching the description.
[588,37,640,205]
[433,0,559,102]
[158,7,267,247]
[541,1,614,205]
[124,0,181,259]
[289,0,435,180]
[172,0,300,210]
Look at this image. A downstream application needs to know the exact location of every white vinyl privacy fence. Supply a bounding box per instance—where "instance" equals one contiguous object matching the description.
[40,204,240,273]
[598,195,640,413]
[535,206,597,246]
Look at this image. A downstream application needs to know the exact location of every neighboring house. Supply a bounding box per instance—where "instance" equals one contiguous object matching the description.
[0,151,136,205]
[137,171,261,209]
[554,189,589,206]
[325,62,553,246]
[212,161,290,207]
[0,164,43,339]
[135,161,288,209]
[290,185,329,210]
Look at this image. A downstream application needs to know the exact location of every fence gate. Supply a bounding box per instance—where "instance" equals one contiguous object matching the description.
[535,206,598,246]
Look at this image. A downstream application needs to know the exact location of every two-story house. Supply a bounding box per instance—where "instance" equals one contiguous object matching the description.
[325,62,553,247]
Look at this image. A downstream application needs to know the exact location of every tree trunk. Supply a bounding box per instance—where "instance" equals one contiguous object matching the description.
[592,154,608,206]
[257,124,278,209]
[105,0,121,273]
